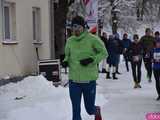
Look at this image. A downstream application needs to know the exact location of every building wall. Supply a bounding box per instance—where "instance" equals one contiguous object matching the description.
[0,0,2,41]
[0,0,52,78]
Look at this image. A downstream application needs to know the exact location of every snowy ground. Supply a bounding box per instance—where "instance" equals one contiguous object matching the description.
[0,60,160,120]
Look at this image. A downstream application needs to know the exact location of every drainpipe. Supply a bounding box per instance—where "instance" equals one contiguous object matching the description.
[50,0,55,59]
[1,0,4,40]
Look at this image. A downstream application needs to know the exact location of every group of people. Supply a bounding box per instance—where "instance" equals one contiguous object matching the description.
[100,28,160,101]
[62,15,160,120]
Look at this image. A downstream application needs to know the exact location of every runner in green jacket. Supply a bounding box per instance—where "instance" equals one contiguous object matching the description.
[62,15,108,120]
[64,30,108,82]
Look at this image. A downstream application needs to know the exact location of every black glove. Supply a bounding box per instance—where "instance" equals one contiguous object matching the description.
[62,61,68,68]
[80,58,94,66]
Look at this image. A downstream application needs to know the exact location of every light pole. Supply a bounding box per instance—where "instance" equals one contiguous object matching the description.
[111,9,119,34]
[98,18,103,36]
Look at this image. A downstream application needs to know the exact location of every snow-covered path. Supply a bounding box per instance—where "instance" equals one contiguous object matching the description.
[98,67,160,120]
[0,62,160,120]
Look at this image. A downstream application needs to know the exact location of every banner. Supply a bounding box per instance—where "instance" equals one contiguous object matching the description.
[83,0,98,31]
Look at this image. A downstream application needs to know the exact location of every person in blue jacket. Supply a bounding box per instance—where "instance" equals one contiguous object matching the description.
[121,33,132,72]
[151,38,160,100]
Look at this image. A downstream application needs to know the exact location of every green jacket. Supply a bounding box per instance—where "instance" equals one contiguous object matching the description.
[140,35,155,53]
[64,31,108,82]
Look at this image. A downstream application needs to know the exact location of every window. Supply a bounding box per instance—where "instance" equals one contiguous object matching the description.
[32,7,41,42]
[3,2,16,42]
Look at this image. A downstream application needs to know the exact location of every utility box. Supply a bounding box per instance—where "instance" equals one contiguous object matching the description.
[38,59,61,85]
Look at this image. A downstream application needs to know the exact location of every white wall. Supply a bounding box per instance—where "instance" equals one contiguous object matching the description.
[0,0,52,78]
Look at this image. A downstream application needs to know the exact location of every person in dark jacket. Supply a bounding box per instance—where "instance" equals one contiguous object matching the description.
[121,33,132,72]
[151,39,160,100]
[155,31,160,42]
[101,32,108,51]
[128,34,143,88]
[140,28,155,83]
[100,32,108,73]
[106,35,121,79]
[114,33,123,74]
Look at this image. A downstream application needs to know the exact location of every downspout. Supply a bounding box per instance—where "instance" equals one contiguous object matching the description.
[0,0,4,41]
[50,0,55,59]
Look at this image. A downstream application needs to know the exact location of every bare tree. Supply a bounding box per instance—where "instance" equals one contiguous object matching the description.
[68,0,160,35]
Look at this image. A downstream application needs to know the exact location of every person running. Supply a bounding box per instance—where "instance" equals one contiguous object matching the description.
[62,15,108,120]
[140,28,155,83]
[128,34,143,88]
[121,33,132,72]
[151,39,160,100]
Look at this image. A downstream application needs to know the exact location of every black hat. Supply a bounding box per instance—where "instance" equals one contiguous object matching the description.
[155,31,160,36]
[133,34,139,39]
[71,16,86,28]
[145,28,151,33]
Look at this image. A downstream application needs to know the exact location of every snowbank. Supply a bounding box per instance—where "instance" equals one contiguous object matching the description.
[0,75,107,120]
[0,75,71,120]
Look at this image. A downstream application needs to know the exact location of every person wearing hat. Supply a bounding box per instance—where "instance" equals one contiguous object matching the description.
[62,15,108,120]
[151,38,160,100]
[89,26,97,35]
[140,28,155,83]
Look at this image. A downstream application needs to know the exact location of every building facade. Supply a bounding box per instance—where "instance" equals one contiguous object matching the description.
[0,0,54,78]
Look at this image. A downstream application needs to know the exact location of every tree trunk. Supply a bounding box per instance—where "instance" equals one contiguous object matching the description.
[54,0,69,59]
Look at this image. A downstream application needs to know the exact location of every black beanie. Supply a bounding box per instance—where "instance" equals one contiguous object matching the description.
[71,16,86,28]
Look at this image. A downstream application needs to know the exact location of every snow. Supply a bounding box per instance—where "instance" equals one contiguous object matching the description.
[0,61,160,120]
[0,74,107,120]
[0,75,71,120]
